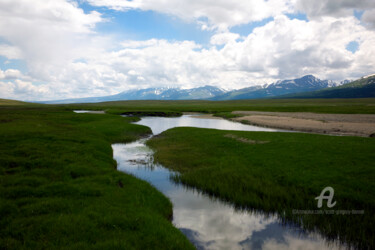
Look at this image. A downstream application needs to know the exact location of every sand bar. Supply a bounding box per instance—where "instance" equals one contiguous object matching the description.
[231,111,375,137]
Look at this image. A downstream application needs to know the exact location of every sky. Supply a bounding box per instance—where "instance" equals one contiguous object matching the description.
[0,0,375,101]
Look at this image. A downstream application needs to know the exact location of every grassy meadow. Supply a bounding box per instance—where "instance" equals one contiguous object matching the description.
[0,105,193,249]
[63,98,375,114]
[1,97,375,249]
[147,127,375,249]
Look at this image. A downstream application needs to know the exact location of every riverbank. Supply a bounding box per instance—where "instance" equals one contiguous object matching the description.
[0,106,193,249]
[230,111,375,137]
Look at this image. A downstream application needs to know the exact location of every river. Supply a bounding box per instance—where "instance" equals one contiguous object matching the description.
[112,114,341,250]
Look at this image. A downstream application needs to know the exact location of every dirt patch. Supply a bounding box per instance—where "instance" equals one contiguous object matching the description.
[232,111,375,137]
[224,134,269,144]
[74,110,105,114]
[189,114,224,120]
[87,111,105,114]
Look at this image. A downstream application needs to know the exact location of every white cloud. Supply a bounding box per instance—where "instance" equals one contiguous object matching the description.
[294,0,375,19]
[261,233,339,250]
[0,80,50,101]
[210,32,241,45]
[0,81,14,99]
[55,15,373,95]
[13,80,48,96]
[0,0,108,100]
[89,0,375,31]
[362,9,375,29]
[121,39,160,49]
[112,15,374,86]
[2,14,375,100]
[0,69,24,80]
[0,0,104,68]
[0,44,23,60]
[87,0,294,30]
[229,15,370,80]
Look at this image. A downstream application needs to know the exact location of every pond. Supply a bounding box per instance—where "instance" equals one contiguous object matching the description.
[112,114,341,250]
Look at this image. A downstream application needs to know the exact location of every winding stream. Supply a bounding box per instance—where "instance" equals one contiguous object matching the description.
[112,115,341,250]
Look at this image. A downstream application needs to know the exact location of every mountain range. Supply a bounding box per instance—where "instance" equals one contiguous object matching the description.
[210,75,339,100]
[42,74,373,104]
[43,85,227,104]
[282,74,375,99]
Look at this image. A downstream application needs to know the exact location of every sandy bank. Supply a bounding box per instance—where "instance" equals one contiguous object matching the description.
[188,113,223,119]
[232,111,375,137]
[74,110,105,114]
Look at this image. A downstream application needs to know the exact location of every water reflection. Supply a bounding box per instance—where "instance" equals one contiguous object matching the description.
[112,115,341,249]
[134,114,280,135]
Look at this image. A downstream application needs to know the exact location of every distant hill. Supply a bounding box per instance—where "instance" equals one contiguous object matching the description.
[208,86,264,100]
[43,85,227,104]
[212,75,338,100]
[0,98,29,106]
[281,75,375,99]
[111,85,226,100]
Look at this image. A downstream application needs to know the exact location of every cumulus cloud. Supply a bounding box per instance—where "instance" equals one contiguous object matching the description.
[362,9,375,29]
[0,0,104,69]
[0,80,50,101]
[52,15,374,94]
[0,0,107,100]
[210,32,241,45]
[0,69,24,80]
[2,14,375,100]
[89,0,375,30]
[231,15,372,79]
[294,0,375,19]
[0,44,23,60]
[87,0,294,30]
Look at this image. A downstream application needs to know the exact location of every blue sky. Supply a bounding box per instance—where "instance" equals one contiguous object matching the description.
[82,6,215,45]
[0,0,375,101]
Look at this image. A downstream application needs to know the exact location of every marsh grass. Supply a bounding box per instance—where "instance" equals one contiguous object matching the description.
[147,127,375,249]
[2,97,375,249]
[0,106,194,249]
[63,98,375,114]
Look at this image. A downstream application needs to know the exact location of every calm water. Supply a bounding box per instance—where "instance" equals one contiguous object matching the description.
[112,115,341,250]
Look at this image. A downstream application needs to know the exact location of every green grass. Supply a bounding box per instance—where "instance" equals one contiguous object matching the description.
[147,128,375,249]
[61,98,375,114]
[3,97,375,114]
[0,106,193,249]
[0,99,30,106]
[1,97,375,249]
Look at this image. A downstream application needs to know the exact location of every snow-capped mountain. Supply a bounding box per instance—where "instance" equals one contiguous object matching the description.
[110,85,226,100]
[286,74,375,98]
[42,75,346,103]
[43,85,227,104]
[212,75,339,100]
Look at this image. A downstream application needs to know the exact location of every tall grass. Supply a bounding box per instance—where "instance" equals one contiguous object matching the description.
[63,98,375,114]
[148,127,375,249]
[0,106,194,249]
